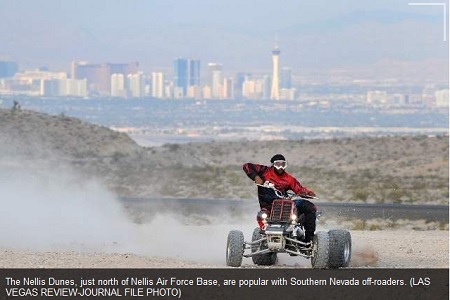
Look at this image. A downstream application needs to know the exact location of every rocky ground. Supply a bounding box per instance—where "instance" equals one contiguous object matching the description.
[0,230,447,268]
[0,107,448,268]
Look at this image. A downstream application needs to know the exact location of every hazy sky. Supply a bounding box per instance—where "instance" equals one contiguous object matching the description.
[0,0,448,74]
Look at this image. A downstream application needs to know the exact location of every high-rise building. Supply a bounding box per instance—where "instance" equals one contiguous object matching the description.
[242,78,257,99]
[234,72,251,99]
[40,78,88,97]
[127,72,145,98]
[223,77,234,99]
[279,67,296,100]
[0,61,18,78]
[151,72,165,98]
[187,85,202,99]
[262,75,271,99]
[202,85,212,99]
[435,89,449,107]
[270,43,280,100]
[40,80,61,96]
[111,73,125,97]
[9,70,66,96]
[71,61,139,96]
[173,58,188,97]
[173,58,200,98]
[72,62,110,95]
[189,59,201,86]
[280,67,292,89]
[208,63,223,99]
[65,79,88,97]
[280,88,296,100]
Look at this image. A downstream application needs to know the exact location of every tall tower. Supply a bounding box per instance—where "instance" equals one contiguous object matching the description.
[174,58,188,97]
[111,73,125,97]
[173,58,201,98]
[151,72,165,98]
[127,72,145,98]
[208,63,223,99]
[270,41,280,100]
[189,59,201,86]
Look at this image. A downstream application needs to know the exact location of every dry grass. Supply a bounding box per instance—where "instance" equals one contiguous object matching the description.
[1,108,448,204]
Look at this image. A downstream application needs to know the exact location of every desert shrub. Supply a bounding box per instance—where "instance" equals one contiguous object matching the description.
[438,222,449,230]
[352,189,370,201]
[164,143,181,152]
[112,151,126,162]
[350,219,384,231]
[11,100,21,112]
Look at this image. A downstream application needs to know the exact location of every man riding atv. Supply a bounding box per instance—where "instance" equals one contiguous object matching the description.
[243,154,317,244]
[226,154,351,268]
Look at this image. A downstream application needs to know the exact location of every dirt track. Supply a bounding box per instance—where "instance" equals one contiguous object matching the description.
[0,230,447,269]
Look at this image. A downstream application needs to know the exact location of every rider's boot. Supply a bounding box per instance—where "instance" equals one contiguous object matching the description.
[293,226,304,241]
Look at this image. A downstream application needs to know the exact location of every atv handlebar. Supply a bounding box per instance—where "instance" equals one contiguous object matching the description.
[256,182,319,201]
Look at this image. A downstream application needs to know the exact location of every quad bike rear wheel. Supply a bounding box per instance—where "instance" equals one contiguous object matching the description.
[226,230,244,267]
[310,231,330,269]
[328,229,352,268]
[251,227,278,266]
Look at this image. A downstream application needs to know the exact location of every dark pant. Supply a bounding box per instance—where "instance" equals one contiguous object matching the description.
[258,199,273,211]
[295,200,317,243]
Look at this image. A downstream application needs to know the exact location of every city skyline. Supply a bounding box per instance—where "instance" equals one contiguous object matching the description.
[0,53,448,107]
[0,0,448,78]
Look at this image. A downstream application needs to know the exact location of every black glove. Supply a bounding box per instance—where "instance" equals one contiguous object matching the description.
[300,191,315,198]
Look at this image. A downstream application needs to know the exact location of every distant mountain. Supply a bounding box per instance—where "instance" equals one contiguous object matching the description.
[283,9,441,33]
[0,5,447,72]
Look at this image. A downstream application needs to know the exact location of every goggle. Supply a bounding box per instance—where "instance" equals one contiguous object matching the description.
[273,160,287,170]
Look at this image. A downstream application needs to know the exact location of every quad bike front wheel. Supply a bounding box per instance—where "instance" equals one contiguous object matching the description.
[251,227,277,266]
[226,230,244,267]
[328,229,352,268]
[311,231,330,269]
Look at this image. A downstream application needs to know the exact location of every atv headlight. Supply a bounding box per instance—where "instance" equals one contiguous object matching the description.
[261,212,268,219]
[291,214,297,224]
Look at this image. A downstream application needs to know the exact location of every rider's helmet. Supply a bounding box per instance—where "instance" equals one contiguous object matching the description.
[270,154,287,170]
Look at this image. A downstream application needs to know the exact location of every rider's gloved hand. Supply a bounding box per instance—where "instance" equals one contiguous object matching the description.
[254,176,264,185]
[307,190,316,197]
[264,181,275,188]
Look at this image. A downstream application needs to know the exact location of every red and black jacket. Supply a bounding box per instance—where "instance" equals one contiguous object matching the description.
[243,162,314,208]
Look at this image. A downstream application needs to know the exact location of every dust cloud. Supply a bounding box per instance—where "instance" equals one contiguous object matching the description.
[130,209,257,265]
[0,156,256,265]
[349,244,379,267]
[0,159,139,253]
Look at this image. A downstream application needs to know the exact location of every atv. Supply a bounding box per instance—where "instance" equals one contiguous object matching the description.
[226,184,351,269]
